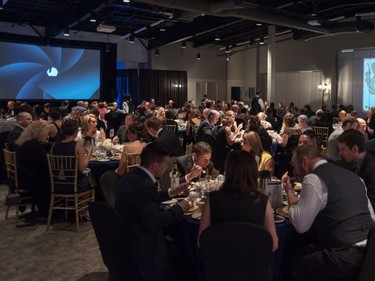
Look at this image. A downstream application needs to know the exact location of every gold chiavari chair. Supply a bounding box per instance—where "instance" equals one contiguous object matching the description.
[125,153,141,173]
[46,154,95,232]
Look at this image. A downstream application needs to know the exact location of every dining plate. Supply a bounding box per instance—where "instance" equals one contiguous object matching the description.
[191,212,202,220]
[98,158,110,162]
[161,199,178,205]
[275,206,289,218]
[294,182,302,191]
[185,205,199,215]
[274,214,286,224]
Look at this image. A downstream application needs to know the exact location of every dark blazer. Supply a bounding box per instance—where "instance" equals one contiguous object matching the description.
[197,119,214,140]
[358,153,375,210]
[156,129,183,157]
[115,167,184,281]
[6,125,24,151]
[175,154,214,183]
[115,124,129,143]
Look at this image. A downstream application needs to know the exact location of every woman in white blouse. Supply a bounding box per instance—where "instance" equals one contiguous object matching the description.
[75,113,106,145]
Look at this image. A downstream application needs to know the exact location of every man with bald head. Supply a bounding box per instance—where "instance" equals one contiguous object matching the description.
[7,112,33,151]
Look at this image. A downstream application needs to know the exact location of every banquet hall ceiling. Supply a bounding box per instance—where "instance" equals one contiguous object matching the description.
[1,0,375,51]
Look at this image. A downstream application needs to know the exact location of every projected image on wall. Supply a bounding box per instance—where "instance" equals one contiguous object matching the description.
[0,42,100,100]
[363,58,375,110]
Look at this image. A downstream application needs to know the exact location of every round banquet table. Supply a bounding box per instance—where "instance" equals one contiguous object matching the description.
[88,159,119,201]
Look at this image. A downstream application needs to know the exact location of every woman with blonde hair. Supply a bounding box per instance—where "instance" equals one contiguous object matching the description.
[75,113,106,145]
[242,130,275,175]
[15,121,51,217]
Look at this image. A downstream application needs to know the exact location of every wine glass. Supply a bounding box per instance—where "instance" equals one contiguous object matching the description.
[189,190,200,208]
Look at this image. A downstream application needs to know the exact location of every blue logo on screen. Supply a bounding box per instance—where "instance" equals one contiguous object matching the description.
[47,67,58,77]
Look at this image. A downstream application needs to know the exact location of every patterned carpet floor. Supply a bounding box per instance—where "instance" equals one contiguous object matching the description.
[0,184,108,281]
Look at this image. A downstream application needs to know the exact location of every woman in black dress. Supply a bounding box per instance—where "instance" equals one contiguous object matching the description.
[198,150,278,251]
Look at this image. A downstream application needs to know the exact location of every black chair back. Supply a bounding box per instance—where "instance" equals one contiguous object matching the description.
[99,170,119,207]
[200,221,273,281]
[89,201,140,281]
[358,223,375,281]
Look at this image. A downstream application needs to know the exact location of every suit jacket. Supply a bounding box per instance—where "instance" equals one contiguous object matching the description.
[175,154,214,183]
[115,124,129,143]
[156,129,183,157]
[6,125,24,151]
[115,167,184,281]
[197,119,214,140]
[358,153,375,210]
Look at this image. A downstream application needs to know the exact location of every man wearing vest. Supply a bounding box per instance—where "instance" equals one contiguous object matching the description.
[281,145,374,281]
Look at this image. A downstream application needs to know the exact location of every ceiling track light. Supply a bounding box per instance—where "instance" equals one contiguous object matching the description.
[181,41,187,48]
[196,53,201,60]
[225,46,230,53]
[215,32,220,41]
[123,0,131,2]
[63,28,70,37]
[259,37,265,44]
[90,13,97,23]
[155,49,159,56]
[159,22,166,32]
[129,35,135,43]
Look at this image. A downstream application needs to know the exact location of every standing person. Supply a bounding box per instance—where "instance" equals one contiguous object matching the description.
[115,142,191,281]
[6,111,33,151]
[198,150,278,251]
[250,89,265,115]
[15,121,51,218]
[281,145,374,281]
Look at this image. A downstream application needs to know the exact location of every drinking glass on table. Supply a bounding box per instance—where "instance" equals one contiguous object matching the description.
[189,190,200,207]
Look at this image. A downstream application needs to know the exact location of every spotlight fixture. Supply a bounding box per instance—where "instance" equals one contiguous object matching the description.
[63,28,70,37]
[129,35,135,43]
[259,37,265,44]
[181,41,187,48]
[90,13,97,23]
[215,32,220,41]
[196,53,201,60]
[123,0,130,2]
[256,23,262,26]
[225,46,230,53]
[155,49,160,56]
[159,22,166,32]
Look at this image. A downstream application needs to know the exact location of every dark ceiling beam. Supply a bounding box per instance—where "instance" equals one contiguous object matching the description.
[147,16,243,49]
[45,0,117,38]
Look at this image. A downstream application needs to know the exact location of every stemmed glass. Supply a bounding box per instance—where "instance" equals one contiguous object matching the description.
[188,190,200,208]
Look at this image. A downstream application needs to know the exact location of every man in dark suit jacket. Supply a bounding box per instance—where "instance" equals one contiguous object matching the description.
[115,142,190,281]
[176,141,214,183]
[145,117,184,157]
[338,129,375,209]
[6,112,33,151]
[197,109,220,140]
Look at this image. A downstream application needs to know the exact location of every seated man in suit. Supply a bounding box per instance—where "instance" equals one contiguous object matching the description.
[7,111,33,151]
[145,117,184,157]
[176,141,214,184]
[338,129,375,210]
[115,142,191,281]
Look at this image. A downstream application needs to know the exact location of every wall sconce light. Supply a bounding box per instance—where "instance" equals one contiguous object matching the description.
[318,83,328,107]
[155,49,160,56]
[181,41,187,48]
[196,53,201,60]
[63,28,70,37]
[226,55,230,62]
[129,35,135,43]
[318,83,328,91]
